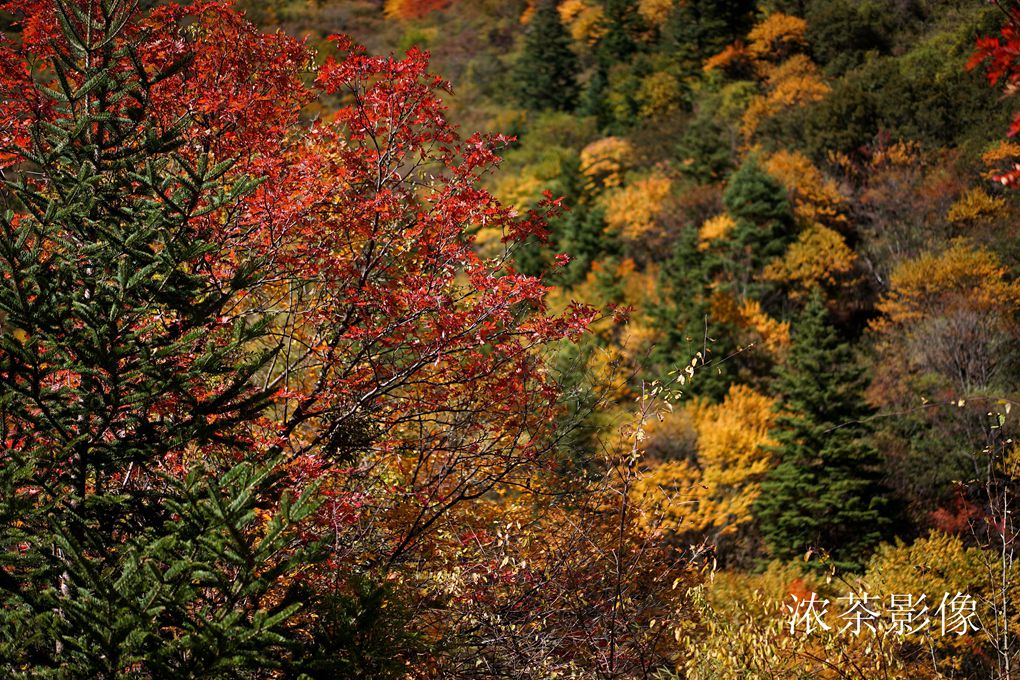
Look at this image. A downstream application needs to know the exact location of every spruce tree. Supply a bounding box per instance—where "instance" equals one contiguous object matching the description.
[754,292,889,571]
[0,1,321,674]
[594,0,644,66]
[719,157,796,300]
[512,0,580,111]
[675,115,734,182]
[663,0,756,76]
[655,225,731,400]
[580,65,613,130]
[553,201,613,287]
[653,160,793,398]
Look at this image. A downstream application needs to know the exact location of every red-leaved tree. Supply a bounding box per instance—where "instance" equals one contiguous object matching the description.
[969,0,1020,185]
[0,1,700,675]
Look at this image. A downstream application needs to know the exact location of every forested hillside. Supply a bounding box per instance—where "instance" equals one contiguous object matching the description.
[3,0,1020,677]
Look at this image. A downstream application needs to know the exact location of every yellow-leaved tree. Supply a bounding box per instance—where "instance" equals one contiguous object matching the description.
[946,187,1008,226]
[700,13,829,138]
[634,384,778,543]
[873,241,1020,341]
[747,12,808,62]
[755,151,858,297]
[742,55,830,138]
[697,213,736,249]
[580,136,636,189]
[870,240,1020,402]
[601,172,673,243]
[763,149,846,226]
[638,0,674,27]
[862,531,995,676]
[708,291,791,355]
[558,0,605,44]
[762,223,857,293]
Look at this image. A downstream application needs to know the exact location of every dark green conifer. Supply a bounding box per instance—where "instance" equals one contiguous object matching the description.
[654,159,794,399]
[719,157,796,299]
[0,1,321,674]
[755,292,889,571]
[675,115,734,182]
[513,0,580,111]
[595,0,644,66]
[580,65,613,130]
[663,0,756,76]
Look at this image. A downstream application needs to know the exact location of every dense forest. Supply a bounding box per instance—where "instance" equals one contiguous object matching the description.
[3,0,1020,677]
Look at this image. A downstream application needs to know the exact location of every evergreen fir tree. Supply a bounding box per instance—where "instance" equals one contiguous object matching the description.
[655,225,772,401]
[553,201,614,287]
[754,292,889,571]
[655,225,729,399]
[0,2,322,673]
[512,0,579,111]
[653,159,793,400]
[675,115,734,182]
[719,157,796,300]
[663,0,756,76]
[547,157,615,287]
[594,0,644,66]
[580,65,614,131]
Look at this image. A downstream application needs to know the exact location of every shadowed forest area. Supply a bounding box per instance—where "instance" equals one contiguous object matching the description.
[3,0,1020,677]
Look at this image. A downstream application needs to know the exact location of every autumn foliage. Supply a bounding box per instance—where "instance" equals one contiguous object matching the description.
[0,0,709,675]
[384,0,454,21]
[5,0,1020,676]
